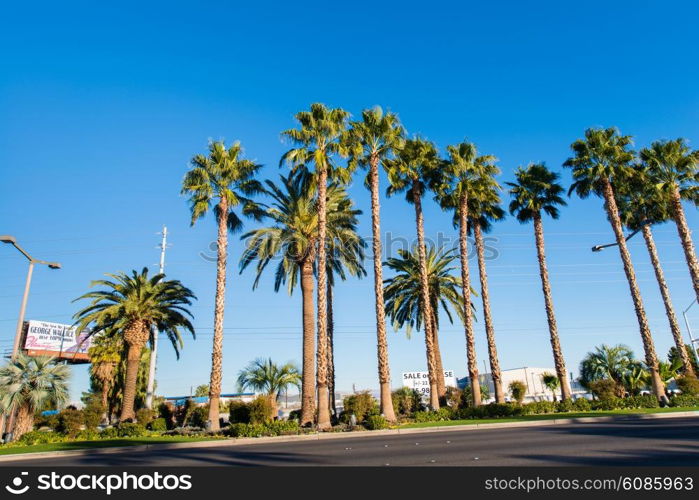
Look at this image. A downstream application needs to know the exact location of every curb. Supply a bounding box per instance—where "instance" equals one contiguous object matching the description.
[2,410,697,463]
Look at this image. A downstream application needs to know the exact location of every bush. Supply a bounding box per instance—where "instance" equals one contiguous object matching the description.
[136,408,154,425]
[148,418,168,432]
[521,401,556,415]
[175,399,197,427]
[287,409,301,422]
[483,403,522,418]
[34,412,60,431]
[573,397,591,412]
[413,408,454,422]
[342,391,378,423]
[556,399,575,413]
[508,381,527,404]
[588,379,618,400]
[224,420,300,438]
[17,430,65,446]
[670,394,699,408]
[189,406,209,428]
[75,429,100,441]
[99,427,119,439]
[229,400,251,424]
[82,396,104,430]
[248,396,274,424]
[591,397,623,411]
[157,402,175,429]
[444,387,462,409]
[676,376,699,396]
[365,415,389,430]
[265,420,300,436]
[623,394,659,409]
[391,387,424,416]
[115,422,147,437]
[57,409,84,437]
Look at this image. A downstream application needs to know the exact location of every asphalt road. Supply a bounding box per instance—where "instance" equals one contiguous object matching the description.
[16,417,699,466]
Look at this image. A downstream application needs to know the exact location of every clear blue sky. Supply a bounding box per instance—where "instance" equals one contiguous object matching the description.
[2,1,698,402]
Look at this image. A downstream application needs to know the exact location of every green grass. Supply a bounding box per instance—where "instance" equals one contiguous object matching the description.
[401,406,699,429]
[0,435,225,456]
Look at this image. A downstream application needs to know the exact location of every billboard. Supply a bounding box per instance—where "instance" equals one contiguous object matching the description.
[402,370,457,398]
[23,320,92,362]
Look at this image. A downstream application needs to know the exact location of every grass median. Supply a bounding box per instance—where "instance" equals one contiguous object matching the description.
[400,406,699,429]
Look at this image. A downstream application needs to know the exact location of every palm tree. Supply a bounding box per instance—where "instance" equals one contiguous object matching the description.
[0,355,69,440]
[181,140,262,431]
[541,372,560,401]
[639,139,699,304]
[433,141,497,407]
[564,127,667,403]
[73,268,196,422]
[616,168,696,377]
[385,137,442,409]
[579,344,635,394]
[506,163,572,401]
[622,364,649,396]
[281,103,350,430]
[469,172,507,403]
[88,332,122,419]
[240,172,361,426]
[237,358,301,419]
[345,106,405,422]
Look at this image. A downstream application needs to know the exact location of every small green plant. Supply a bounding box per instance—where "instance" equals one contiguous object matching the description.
[136,408,155,425]
[573,397,591,411]
[157,402,175,429]
[148,418,168,432]
[229,400,251,424]
[365,415,389,430]
[588,379,619,400]
[57,408,84,437]
[342,391,378,423]
[556,399,575,413]
[248,396,274,424]
[82,395,105,430]
[17,430,66,446]
[99,426,120,439]
[391,387,423,416]
[670,394,699,407]
[676,376,699,396]
[508,381,527,404]
[115,422,147,437]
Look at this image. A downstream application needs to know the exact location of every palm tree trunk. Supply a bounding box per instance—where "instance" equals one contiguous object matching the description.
[269,392,278,421]
[315,163,331,430]
[642,224,695,377]
[458,196,481,406]
[208,199,229,431]
[13,405,33,440]
[326,278,336,418]
[369,154,397,422]
[474,223,504,403]
[120,342,144,422]
[533,214,572,401]
[431,308,446,399]
[602,180,666,402]
[412,182,440,410]
[299,256,316,426]
[670,186,699,305]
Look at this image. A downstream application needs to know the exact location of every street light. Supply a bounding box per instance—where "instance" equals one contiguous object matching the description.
[682,299,698,353]
[590,221,651,253]
[0,235,61,360]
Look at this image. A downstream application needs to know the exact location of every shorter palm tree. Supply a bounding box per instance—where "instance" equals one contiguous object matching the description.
[88,332,123,421]
[0,355,70,440]
[541,372,560,401]
[579,344,635,395]
[237,358,301,419]
[73,268,196,422]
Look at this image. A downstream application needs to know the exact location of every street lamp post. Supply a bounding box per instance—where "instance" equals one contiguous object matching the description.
[682,299,698,353]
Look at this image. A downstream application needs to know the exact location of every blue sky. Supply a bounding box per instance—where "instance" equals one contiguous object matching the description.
[1,1,698,402]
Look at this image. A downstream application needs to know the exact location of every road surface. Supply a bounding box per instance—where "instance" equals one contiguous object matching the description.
[15,416,699,466]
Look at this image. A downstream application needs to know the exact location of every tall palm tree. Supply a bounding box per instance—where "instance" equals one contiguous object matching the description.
[281,103,350,429]
[88,332,123,418]
[564,127,667,403]
[469,173,507,403]
[181,140,262,431]
[0,355,70,440]
[506,163,572,400]
[385,137,442,409]
[73,268,196,422]
[639,139,699,304]
[434,142,499,407]
[237,358,301,419]
[345,106,405,422]
[239,172,362,426]
[616,168,696,377]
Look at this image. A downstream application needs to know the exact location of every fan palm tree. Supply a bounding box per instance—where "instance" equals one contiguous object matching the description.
[506,163,572,400]
[433,141,497,407]
[73,268,196,422]
[579,344,635,394]
[237,358,301,419]
[88,332,123,418]
[281,103,350,430]
[622,364,649,396]
[385,137,442,409]
[0,355,70,440]
[345,106,405,422]
[616,168,696,377]
[639,139,699,304]
[468,173,507,403]
[181,140,262,431]
[541,372,560,401]
[240,171,362,426]
[564,127,667,403]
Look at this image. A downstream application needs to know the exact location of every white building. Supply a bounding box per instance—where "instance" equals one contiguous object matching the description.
[462,367,586,402]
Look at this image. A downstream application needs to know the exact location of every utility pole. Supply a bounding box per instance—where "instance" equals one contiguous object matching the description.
[145,226,167,409]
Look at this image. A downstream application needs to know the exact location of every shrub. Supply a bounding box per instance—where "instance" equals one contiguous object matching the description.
[115,422,147,437]
[590,397,623,411]
[573,397,591,412]
[365,415,389,430]
[670,394,699,408]
[148,418,168,432]
[482,403,522,418]
[391,387,423,416]
[521,400,556,415]
[136,408,154,425]
[676,376,699,396]
[248,396,274,424]
[157,402,175,429]
[413,408,453,422]
[75,429,100,441]
[287,409,301,422]
[229,400,251,424]
[444,387,463,409]
[342,391,378,423]
[34,412,60,431]
[162,426,205,436]
[556,399,575,413]
[508,381,527,404]
[623,395,659,409]
[175,399,197,427]
[226,423,267,438]
[462,384,491,407]
[265,420,300,436]
[189,406,209,428]
[82,396,104,430]
[588,379,618,400]
[17,430,65,446]
[99,427,119,439]
[57,408,84,437]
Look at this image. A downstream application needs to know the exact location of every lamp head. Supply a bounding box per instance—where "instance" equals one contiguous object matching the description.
[591,245,603,252]
[0,235,17,244]
[48,262,62,270]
